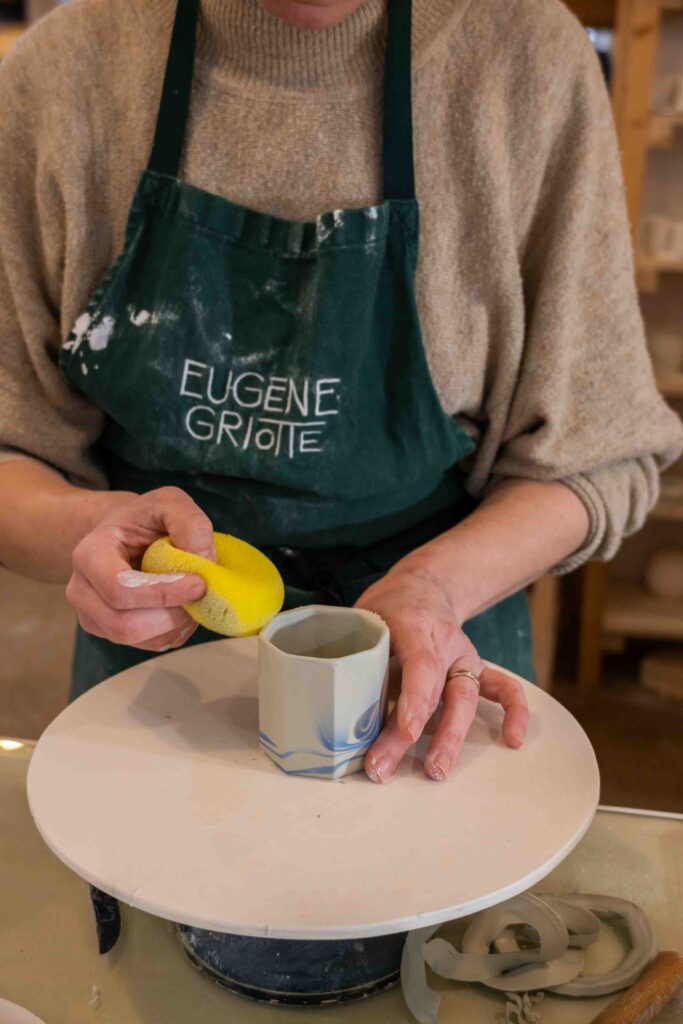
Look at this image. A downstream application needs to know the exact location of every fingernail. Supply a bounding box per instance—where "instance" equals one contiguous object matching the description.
[158,644,173,652]
[366,755,393,784]
[118,570,186,588]
[187,579,206,600]
[170,624,194,648]
[196,547,215,560]
[510,732,525,748]
[426,754,452,781]
[407,717,422,742]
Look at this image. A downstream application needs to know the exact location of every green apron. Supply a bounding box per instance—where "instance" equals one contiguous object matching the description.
[60,0,533,702]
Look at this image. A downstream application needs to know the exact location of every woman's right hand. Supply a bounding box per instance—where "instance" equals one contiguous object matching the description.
[66,486,215,651]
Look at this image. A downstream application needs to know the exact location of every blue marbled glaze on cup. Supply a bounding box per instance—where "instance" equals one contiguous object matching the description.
[258,605,389,780]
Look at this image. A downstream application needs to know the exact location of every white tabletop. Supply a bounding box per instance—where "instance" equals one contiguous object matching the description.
[27,639,599,939]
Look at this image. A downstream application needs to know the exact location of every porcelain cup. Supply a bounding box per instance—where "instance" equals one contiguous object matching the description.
[258,605,389,780]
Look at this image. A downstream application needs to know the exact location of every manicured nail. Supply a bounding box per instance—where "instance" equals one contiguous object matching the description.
[118,570,186,588]
[407,717,422,742]
[426,754,452,781]
[366,755,393,784]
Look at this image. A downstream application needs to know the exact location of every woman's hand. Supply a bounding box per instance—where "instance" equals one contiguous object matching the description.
[355,563,529,783]
[66,487,215,652]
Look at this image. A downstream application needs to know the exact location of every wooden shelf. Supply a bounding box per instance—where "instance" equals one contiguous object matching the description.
[0,22,25,58]
[647,112,683,149]
[640,258,683,271]
[578,0,683,688]
[604,583,683,641]
[656,372,683,398]
[637,257,683,292]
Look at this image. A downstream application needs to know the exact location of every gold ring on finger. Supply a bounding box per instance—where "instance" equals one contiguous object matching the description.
[449,669,481,692]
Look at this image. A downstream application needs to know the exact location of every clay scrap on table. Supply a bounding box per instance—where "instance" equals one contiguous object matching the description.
[401,893,656,1024]
[504,991,544,1024]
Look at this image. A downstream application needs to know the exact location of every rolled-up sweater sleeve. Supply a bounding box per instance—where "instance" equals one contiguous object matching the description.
[491,26,683,574]
[0,44,106,488]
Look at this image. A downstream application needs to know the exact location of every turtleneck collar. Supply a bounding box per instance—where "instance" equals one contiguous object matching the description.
[187,0,471,95]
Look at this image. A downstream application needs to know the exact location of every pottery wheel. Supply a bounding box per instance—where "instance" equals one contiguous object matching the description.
[27,640,599,940]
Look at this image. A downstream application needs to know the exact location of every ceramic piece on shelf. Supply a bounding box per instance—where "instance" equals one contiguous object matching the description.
[648,331,683,374]
[258,605,389,780]
[668,73,683,114]
[640,216,677,260]
[644,548,683,599]
[641,216,683,261]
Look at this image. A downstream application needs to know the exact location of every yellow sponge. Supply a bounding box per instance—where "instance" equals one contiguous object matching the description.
[141,533,284,637]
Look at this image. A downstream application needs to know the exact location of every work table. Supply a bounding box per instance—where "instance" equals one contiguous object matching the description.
[1,742,682,1023]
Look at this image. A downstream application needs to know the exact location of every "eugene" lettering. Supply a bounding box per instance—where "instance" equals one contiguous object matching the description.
[179,359,341,456]
[180,360,340,417]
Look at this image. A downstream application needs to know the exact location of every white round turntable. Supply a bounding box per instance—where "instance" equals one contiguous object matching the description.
[27,639,599,940]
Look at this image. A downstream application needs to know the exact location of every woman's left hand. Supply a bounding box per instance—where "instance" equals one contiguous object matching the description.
[355,564,529,783]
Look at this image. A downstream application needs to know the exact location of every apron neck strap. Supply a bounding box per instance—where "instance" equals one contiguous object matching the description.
[147,0,415,203]
[382,0,415,202]
[147,0,199,178]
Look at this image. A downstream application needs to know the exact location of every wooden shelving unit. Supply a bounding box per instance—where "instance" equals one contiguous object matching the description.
[578,0,683,688]
[0,22,25,58]
[526,1,624,690]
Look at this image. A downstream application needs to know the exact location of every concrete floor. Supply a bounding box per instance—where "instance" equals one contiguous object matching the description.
[1,570,682,813]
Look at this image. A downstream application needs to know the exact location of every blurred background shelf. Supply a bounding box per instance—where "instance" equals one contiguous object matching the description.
[604,582,683,639]
[578,0,683,689]
[648,111,683,147]
[656,371,683,397]
[637,256,683,291]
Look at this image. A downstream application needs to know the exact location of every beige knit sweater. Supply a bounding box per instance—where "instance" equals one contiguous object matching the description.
[0,0,681,572]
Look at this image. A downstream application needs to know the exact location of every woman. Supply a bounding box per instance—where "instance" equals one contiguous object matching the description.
[0,0,681,792]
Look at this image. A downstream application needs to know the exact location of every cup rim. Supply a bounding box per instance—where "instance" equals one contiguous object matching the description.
[259,605,388,663]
